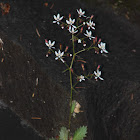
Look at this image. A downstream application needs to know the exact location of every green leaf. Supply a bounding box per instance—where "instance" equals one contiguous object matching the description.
[59,127,68,140]
[73,126,87,140]
[71,100,76,114]
[49,138,55,140]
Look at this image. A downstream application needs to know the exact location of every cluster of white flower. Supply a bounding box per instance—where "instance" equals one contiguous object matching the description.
[52,9,96,40]
[78,67,104,82]
[45,8,108,82]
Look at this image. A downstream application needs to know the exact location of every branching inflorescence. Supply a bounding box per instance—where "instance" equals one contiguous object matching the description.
[45,8,108,140]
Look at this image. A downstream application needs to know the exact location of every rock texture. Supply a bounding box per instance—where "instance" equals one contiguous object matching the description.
[0,0,139,140]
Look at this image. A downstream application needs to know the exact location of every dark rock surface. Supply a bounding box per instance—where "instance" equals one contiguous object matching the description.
[0,100,44,140]
[0,0,140,140]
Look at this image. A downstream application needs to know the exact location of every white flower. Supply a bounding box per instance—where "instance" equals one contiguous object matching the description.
[94,69,104,80]
[84,30,95,40]
[79,75,85,82]
[53,13,63,25]
[69,26,78,34]
[87,20,95,30]
[78,39,81,43]
[77,8,86,17]
[66,18,75,25]
[98,42,108,53]
[45,40,55,49]
[55,50,65,63]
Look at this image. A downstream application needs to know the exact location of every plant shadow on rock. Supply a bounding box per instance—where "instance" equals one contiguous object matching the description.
[0,0,140,140]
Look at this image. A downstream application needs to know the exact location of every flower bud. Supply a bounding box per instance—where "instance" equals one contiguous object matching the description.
[80,27,83,33]
[60,44,62,50]
[45,39,48,43]
[81,64,85,71]
[98,38,101,44]
[90,15,94,19]
[65,46,69,52]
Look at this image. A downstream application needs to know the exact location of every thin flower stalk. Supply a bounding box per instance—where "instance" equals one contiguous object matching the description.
[46,10,108,139]
[68,67,73,129]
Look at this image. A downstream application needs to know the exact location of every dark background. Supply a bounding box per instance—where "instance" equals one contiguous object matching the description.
[0,0,140,140]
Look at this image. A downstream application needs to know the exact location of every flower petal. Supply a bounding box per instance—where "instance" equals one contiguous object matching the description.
[77,9,79,13]
[69,18,72,22]
[52,41,55,46]
[72,19,75,23]
[94,71,97,75]
[72,25,77,28]
[82,11,85,15]
[89,31,92,35]
[61,51,64,57]
[60,58,65,63]
[75,30,78,33]
[91,26,95,30]
[97,70,101,75]
[54,15,57,20]
[55,51,58,56]
[84,33,87,36]
[99,77,104,80]
[72,27,74,32]
[48,40,51,44]
[95,76,98,79]
[53,21,57,23]
[59,16,63,20]
[98,44,101,48]
[45,42,49,47]
[103,49,108,53]
[57,13,60,18]
[58,50,61,55]
[66,20,70,24]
